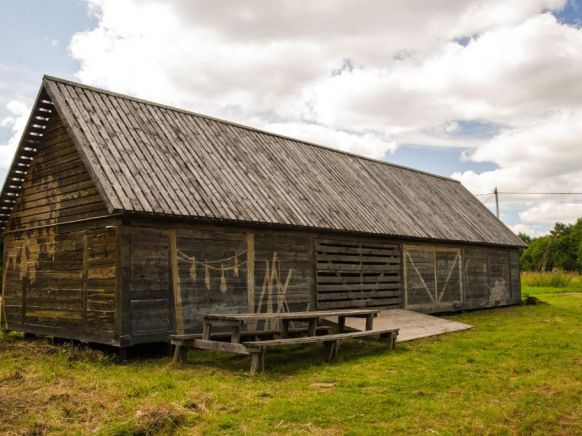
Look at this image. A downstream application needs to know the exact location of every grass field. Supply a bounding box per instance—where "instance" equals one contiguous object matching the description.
[1,285,581,435]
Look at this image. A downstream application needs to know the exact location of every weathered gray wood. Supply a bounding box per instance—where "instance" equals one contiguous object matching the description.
[27,77,526,248]
[326,340,339,362]
[243,328,399,347]
[170,324,334,342]
[191,339,249,354]
[249,347,265,374]
[205,309,380,322]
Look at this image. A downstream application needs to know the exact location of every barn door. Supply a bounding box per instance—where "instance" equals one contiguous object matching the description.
[315,239,401,309]
[404,245,462,310]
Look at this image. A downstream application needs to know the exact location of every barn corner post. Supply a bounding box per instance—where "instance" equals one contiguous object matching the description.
[115,223,132,347]
[81,231,88,332]
[0,236,7,331]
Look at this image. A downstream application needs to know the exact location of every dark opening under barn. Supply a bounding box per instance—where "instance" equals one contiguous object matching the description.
[0,76,525,347]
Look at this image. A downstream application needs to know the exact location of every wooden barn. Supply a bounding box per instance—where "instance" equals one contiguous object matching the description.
[0,76,525,348]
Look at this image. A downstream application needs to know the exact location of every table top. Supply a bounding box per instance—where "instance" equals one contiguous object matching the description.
[204,308,380,322]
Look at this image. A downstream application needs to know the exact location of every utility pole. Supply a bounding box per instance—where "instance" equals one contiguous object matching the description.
[494,187,499,219]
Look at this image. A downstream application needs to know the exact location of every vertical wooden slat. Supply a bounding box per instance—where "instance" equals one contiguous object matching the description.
[0,237,6,329]
[246,232,256,331]
[82,231,88,329]
[116,224,131,345]
[433,247,438,303]
[169,229,184,335]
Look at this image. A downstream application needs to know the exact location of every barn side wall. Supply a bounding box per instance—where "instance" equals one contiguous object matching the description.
[1,112,120,345]
[403,244,521,313]
[119,219,521,345]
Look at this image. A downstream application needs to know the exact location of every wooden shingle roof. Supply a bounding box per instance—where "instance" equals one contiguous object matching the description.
[1,76,524,247]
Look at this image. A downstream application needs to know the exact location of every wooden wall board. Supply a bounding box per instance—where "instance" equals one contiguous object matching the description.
[404,244,519,312]
[2,223,119,344]
[315,239,401,310]
[6,113,109,231]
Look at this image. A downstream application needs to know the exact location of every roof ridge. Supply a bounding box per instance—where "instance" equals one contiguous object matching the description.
[42,75,460,184]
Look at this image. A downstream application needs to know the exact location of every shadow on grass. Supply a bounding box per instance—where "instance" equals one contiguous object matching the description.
[0,331,403,375]
[177,339,403,376]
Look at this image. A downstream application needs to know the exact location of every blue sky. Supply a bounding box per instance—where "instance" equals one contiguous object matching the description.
[1,0,582,236]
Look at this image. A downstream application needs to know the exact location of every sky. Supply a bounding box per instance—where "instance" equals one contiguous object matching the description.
[1,0,582,237]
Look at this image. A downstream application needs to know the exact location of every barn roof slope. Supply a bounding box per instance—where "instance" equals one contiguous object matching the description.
[0,76,525,247]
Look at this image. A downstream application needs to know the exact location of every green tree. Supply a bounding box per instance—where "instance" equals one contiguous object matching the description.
[520,236,552,271]
[519,218,582,273]
[518,232,532,245]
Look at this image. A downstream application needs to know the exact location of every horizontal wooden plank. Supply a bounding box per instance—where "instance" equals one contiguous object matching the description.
[316,274,399,284]
[317,298,401,309]
[316,254,399,263]
[316,283,401,292]
[317,290,401,301]
[243,328,398,347]
[316,263,401,272]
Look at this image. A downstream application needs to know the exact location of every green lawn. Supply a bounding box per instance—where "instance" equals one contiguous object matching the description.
[1,288,581,435]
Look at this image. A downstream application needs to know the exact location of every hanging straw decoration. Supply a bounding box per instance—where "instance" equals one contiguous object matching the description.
[189,257,197,281]
[205,262,211,290]
[220,264,227,294]
[233,252,239,278]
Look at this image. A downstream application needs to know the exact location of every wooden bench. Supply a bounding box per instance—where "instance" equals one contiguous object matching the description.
[170,325,334,363]
[243,328,399,374]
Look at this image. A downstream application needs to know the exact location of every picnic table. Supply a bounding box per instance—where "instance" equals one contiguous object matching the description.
[171,308,398,373]
[202,309,381,343]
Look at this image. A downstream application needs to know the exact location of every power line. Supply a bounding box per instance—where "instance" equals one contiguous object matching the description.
[475,192,582,197]
[499,192,582,195]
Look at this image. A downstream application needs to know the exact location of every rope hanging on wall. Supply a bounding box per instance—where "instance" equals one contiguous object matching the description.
[178,250,247,292]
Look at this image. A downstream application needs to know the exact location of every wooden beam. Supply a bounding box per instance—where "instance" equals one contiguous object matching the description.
[82,231,88,330]
[246,232,255,331]
[169,229,184,335]
[192,339,250,354]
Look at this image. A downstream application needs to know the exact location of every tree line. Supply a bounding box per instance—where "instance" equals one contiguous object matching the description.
[519,218,582,272]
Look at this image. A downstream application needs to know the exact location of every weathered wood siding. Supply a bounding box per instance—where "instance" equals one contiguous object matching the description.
[124,224,314,341]
[404,244,519,312]
[2,223,118,342]
[315,239,401,309]
[1,112,118,344]
[121,220,521,342]
[6,114,108,231]
[127,227,171,341]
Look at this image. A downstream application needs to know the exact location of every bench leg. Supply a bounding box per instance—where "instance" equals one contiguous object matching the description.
[379,332,397,350]
[337,316,346,333]
[280,320,290,338]
[365,314,374,331]
[231,323,242,343]
[308,319,317,336]
[202,322,212,340]
[250,347,266,374]
[388,332,397,350]
[172,343,187,364]
[324,340,340,362]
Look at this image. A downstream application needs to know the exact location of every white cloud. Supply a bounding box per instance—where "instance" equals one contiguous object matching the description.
[0,100,29,178]
[70,0,574,145]
[64,0,582,235]
[520,202,582,223]
[454,109,582,233]
[510,222,546,237]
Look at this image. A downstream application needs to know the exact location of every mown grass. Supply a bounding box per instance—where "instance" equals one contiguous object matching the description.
[1,287,581,435]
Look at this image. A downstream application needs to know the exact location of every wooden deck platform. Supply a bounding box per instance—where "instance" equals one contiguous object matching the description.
[323,309,472,342]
